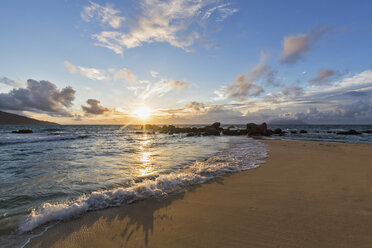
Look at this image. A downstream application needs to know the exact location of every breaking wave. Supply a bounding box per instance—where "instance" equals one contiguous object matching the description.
[0,135,87,145]
[18,138,267,233]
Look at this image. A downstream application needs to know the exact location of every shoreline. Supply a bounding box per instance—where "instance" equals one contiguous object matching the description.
[27,139,372,248]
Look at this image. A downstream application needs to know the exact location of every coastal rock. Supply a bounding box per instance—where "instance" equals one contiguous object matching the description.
[273,128,282,134]
[336,130,361,135]
[290,130,297,134]
[211,122,221,130]
[299,130,307,134]
[246,123,270,136]
[12,129,33,134]
[222,129,247,136]
[362,130,372,134]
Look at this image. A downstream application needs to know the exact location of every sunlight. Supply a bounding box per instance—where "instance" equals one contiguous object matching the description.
[134,106,152,121]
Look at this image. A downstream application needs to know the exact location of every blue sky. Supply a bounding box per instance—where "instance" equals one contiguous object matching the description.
[0,0,371,124]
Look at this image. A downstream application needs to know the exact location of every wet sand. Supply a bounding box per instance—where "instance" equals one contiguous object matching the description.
[27,139,372,248]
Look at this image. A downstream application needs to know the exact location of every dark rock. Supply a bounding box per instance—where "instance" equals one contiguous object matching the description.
[211,122,221,130]
[246,122,270,136]
[273,128,283,135]
[290,130,297,134]
[12,129,33,134]
[266,129,273,136]
[299,130,307,134]
[336,130,361,135]
[362,130,372,134]
[222,129,247,136]
[327,131,332,133]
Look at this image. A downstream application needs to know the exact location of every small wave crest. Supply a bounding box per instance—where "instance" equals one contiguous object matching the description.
[0,135,87,145]
[18,138,267,233]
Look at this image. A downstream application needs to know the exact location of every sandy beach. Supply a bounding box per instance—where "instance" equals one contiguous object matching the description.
[27,139,372,248]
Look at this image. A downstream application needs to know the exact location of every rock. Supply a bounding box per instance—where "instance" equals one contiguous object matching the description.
[290,130,297,134]
[299,130,307,134]
[222,129,247,136]
[327,131,332,133]
[336,130,361,135]
[273,128,283,134]
[266,129,274,136]
[211,122,221,130]
[12,129,33,134]
[246,122,270,136]
[362,130,372,134]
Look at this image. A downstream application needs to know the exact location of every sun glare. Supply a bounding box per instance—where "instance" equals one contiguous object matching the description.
[134,106,152,121]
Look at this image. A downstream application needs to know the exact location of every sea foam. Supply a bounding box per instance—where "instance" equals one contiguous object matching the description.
[18,138,267,233]
[0,135,87,145]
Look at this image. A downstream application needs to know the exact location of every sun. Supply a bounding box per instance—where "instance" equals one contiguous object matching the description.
[134,106,152,121]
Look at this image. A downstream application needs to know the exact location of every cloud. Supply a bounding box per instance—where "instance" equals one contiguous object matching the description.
[151,71,159,78]
[222,52,274,101]
[64,61,77,74]
[185,101,206,111]
[280,27,329,65]
[81,1,125,29]
[343,90,368,97]
[282,86,303,96]
[202,3,238,22]
[158,101,245,124]
[264,86,303,104]
[309,69,335,85]
[90,0,238,55]
[82,99,109,115]
[65,62,138,82]
[78,66,108,81]
[0,77,23,88]
[113,68,136,82]
[0,79,75,116]
[132,79,189,100]
[292,100,372,123]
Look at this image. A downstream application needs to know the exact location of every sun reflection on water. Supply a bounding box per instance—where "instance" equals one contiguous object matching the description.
[138,134,154,176]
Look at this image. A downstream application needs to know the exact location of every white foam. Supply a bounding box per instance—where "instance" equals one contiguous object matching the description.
[0,135,86,145]
[18,138,267,233]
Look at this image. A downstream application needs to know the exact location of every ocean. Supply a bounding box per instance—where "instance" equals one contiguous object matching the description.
[0,124,371,247]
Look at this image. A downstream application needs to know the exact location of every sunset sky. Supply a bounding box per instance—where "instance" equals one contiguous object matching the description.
[0,0,372,124]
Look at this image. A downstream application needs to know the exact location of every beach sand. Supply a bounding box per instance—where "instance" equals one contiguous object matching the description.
[27,139,372,248]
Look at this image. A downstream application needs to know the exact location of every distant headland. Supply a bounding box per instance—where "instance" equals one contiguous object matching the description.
[0,110,58,125]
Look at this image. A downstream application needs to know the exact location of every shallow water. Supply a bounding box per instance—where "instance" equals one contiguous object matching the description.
[0,125,267,248]
[267,124,372,144]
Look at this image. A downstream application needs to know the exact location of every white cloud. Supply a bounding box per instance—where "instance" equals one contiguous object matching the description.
[89,0,238,55]
[151,71,159,78]
[78,66,108,81]
[81,1,125,29]
[130,79,189,100]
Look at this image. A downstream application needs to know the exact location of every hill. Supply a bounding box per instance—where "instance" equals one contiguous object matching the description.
[0,110,58,125]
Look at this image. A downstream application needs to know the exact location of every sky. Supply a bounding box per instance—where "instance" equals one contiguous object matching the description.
[0,0,372,124]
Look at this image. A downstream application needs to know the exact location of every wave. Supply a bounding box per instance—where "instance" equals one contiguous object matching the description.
[0,135,87,145]
[18,138,267,233]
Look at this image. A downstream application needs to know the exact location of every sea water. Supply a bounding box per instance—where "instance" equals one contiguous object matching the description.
[0,125,267,247]
[1,124,371,247]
